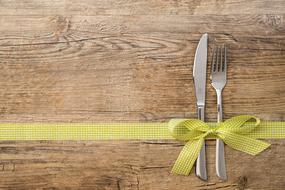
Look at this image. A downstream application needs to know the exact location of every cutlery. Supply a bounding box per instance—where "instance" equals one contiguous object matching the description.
[210,45,227,180]
[193,33,208,180]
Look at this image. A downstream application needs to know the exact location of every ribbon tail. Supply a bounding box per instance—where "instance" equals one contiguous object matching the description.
[171,138,204,175]
[221,131,271,155]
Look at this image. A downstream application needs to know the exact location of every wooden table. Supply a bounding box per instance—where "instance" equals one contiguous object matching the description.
[0,0,284,189]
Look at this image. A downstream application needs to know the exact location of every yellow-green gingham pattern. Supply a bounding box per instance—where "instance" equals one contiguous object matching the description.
[0,123,170,140]
[0,115,284,175]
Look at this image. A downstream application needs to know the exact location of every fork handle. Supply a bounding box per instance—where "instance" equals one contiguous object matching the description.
[216,90,227,180]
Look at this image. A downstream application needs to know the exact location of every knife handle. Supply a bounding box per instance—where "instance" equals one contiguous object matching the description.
[196,106,207,180]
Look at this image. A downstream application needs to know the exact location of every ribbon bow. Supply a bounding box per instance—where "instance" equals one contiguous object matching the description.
[168,115,271,175]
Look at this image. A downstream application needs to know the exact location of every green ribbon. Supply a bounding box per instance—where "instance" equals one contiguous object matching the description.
[0,115,284,176]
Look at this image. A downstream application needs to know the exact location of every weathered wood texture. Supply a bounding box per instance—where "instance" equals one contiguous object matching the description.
[0,0,285,189]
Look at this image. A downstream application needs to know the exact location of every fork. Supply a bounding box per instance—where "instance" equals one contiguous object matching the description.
[211,45,227,181]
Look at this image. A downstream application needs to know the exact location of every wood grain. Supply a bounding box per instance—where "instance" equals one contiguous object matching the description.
[0,0,284,189]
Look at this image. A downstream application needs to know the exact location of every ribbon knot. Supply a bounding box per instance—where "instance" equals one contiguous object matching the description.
[205,128,218,138]
[168,115,271,175]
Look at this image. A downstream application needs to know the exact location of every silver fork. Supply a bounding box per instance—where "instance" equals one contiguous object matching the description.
[211,45,227,181]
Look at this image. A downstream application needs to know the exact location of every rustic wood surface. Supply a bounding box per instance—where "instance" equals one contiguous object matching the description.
[0,0,285,189]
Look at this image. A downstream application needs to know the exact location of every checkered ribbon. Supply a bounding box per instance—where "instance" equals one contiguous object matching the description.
[0,115,284,175]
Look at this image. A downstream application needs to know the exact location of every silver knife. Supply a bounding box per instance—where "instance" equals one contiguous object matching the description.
[193,33,208,180]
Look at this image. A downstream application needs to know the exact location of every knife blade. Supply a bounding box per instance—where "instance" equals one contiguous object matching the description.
[193,33,208,180]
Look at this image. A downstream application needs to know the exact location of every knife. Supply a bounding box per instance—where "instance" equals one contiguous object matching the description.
[193,33,208,180]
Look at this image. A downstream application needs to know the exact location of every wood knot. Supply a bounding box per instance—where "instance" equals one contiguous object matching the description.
[237,176,247,190]
[263,15,282,29]
[49,15,71,39]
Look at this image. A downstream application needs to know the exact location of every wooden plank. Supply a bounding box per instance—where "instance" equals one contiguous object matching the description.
[0,0,284,16]
[0,17,284,121]
[0,15,284,39]
[0,140,284,189]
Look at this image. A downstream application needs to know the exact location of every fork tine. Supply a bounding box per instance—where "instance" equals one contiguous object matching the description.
[218,46,223,71]
[223,45,227,72]
[211,47,217,73]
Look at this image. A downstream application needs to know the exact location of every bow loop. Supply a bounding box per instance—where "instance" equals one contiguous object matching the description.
[218,115,260,134]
